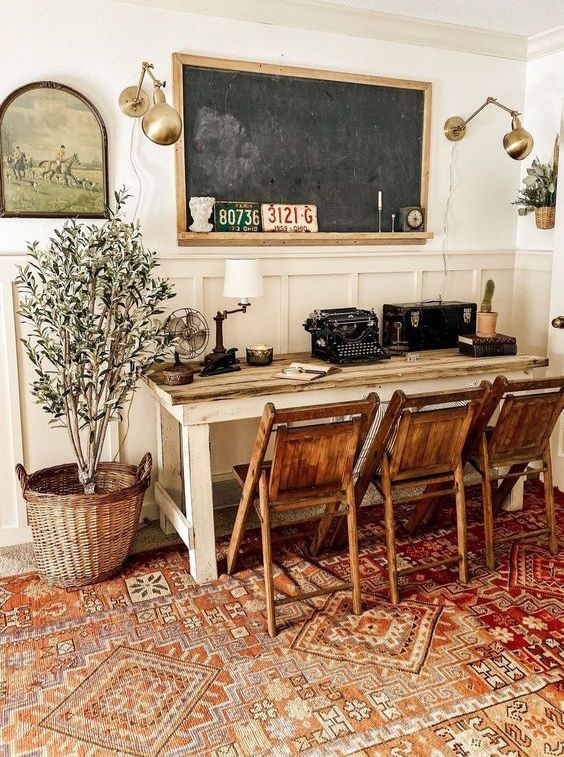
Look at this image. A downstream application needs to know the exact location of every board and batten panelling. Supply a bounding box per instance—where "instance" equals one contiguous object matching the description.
[0,259,28,545]
[151,250,520,483]
[513,249,553,354]
[0,247,550,545]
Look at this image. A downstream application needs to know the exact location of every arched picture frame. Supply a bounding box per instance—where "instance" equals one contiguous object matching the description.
[0,81,109,218]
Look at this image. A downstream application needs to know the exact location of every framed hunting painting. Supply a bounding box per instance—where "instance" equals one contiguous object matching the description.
[0,82,108,218]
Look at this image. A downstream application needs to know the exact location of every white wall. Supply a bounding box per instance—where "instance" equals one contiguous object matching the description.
[0,0,535,544]
[512,49,564,355]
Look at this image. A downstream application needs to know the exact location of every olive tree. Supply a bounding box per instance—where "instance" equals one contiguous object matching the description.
[17,189,175,493]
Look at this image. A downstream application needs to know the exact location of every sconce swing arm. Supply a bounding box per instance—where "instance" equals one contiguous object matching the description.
[119,60,182,145]
[444,95,533,160]
[445,97,518,141]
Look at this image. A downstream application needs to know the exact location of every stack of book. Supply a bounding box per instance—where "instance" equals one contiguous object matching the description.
[458,333,517,357]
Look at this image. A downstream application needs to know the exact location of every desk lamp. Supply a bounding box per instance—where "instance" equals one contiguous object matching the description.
[201,259,264,376]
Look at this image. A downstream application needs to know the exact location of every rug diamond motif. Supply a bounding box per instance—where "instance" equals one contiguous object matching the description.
[508,542,563,597]
[2,483,562,755]
[41,646,219,755]
[125,570,171,602]
[291,594,442,673]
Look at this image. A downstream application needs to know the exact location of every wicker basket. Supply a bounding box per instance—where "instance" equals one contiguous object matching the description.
[15,453,152,587]
[535,206,555,230]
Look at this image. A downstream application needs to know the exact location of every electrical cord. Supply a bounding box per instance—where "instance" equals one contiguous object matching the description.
[113,395,134,462]
[437,141,457,302]
[112,120,143,463]
[129,118,143,222]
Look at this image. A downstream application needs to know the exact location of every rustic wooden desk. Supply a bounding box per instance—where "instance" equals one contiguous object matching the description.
[145,349,548,583]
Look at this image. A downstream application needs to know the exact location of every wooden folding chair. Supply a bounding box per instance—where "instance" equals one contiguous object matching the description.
[403,380,497,534]
[321,386,489,603]
[226,395,379,637]
[469,375,564,569]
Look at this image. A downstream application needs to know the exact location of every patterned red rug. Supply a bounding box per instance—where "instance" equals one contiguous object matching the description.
[0,482,562,756]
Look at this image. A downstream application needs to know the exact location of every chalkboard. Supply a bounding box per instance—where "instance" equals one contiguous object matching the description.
[173,55,431,244]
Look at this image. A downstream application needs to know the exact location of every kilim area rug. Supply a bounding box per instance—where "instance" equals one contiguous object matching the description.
[0,482,562,756]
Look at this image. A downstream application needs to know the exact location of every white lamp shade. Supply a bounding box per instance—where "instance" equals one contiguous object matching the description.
[223,259,264,300]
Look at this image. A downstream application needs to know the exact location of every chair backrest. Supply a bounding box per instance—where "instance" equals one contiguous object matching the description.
[486,376,564,465]
[269,418,361,499]
[240,394,380,507]
[354,383,491,495]
[388,404,474,481]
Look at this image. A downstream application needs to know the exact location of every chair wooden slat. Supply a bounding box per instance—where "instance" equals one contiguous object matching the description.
[226,394,379,636]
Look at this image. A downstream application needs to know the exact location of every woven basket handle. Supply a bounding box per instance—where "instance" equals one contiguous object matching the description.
[137,452,152,485]
[15,463,28,493]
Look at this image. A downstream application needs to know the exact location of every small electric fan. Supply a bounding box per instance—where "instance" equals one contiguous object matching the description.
[164,308,209,385]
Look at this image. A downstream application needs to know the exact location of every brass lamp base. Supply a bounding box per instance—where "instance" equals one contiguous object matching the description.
[444,116,466,142]
[119,86,150,117]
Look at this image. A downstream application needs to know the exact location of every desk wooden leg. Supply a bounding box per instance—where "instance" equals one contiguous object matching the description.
[498,466,524,512]
[404,484,450,534]
[182,424,218,583]
[493,464,527,511]
[156,404,177,536]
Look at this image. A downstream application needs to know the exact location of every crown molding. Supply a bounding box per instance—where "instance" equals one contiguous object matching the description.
[527,26,564,60]
[114,0,528,60]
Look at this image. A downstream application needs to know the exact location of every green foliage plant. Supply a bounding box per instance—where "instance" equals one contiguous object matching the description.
[480,279,495,313]
[16,188,175,493]
[513,157,557,216]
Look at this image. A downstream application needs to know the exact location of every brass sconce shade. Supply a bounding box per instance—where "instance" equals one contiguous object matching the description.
[444,97,533,160]
[119,61,182,146]
[142,86,182,146]
[503,115,533,160]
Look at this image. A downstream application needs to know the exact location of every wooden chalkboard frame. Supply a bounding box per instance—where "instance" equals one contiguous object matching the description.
[173,53,433,247]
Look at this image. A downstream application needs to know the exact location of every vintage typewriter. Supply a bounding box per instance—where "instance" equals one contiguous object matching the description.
[303,307,390,364]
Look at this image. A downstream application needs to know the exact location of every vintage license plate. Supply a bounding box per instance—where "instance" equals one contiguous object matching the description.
[261,203,318,232]
[214,201,262,232]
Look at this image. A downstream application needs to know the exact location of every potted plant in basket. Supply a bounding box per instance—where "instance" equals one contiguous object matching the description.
[477,279,497,337]
[513,156,557,229]
[15,188,175,587]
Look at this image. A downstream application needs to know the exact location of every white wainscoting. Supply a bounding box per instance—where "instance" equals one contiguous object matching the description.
[0,257,28,546]
[513,249,553,355]
[0,247,553,546]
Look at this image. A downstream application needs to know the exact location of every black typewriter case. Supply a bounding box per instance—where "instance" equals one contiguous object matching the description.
[383,301,477,351]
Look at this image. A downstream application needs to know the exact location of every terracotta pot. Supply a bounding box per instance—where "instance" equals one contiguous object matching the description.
[476,311,498,338]
[535,207,555,230]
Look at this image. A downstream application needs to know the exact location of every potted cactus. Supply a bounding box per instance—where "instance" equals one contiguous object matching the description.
[477,279,497,337]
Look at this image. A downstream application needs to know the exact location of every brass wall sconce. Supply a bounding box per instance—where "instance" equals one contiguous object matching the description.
[119,61,182,145]
[444,96,533,160]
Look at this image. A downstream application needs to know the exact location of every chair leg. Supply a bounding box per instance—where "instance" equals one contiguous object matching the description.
[345,483,362,615]
[381,457,399,604]
[310,502,338,557]
[259,473,277,637]
[480,436,495,570]
[454,462,469,584]
[543,450,559,555]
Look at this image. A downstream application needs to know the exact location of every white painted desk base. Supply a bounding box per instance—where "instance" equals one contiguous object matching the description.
[151,366,535,584]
